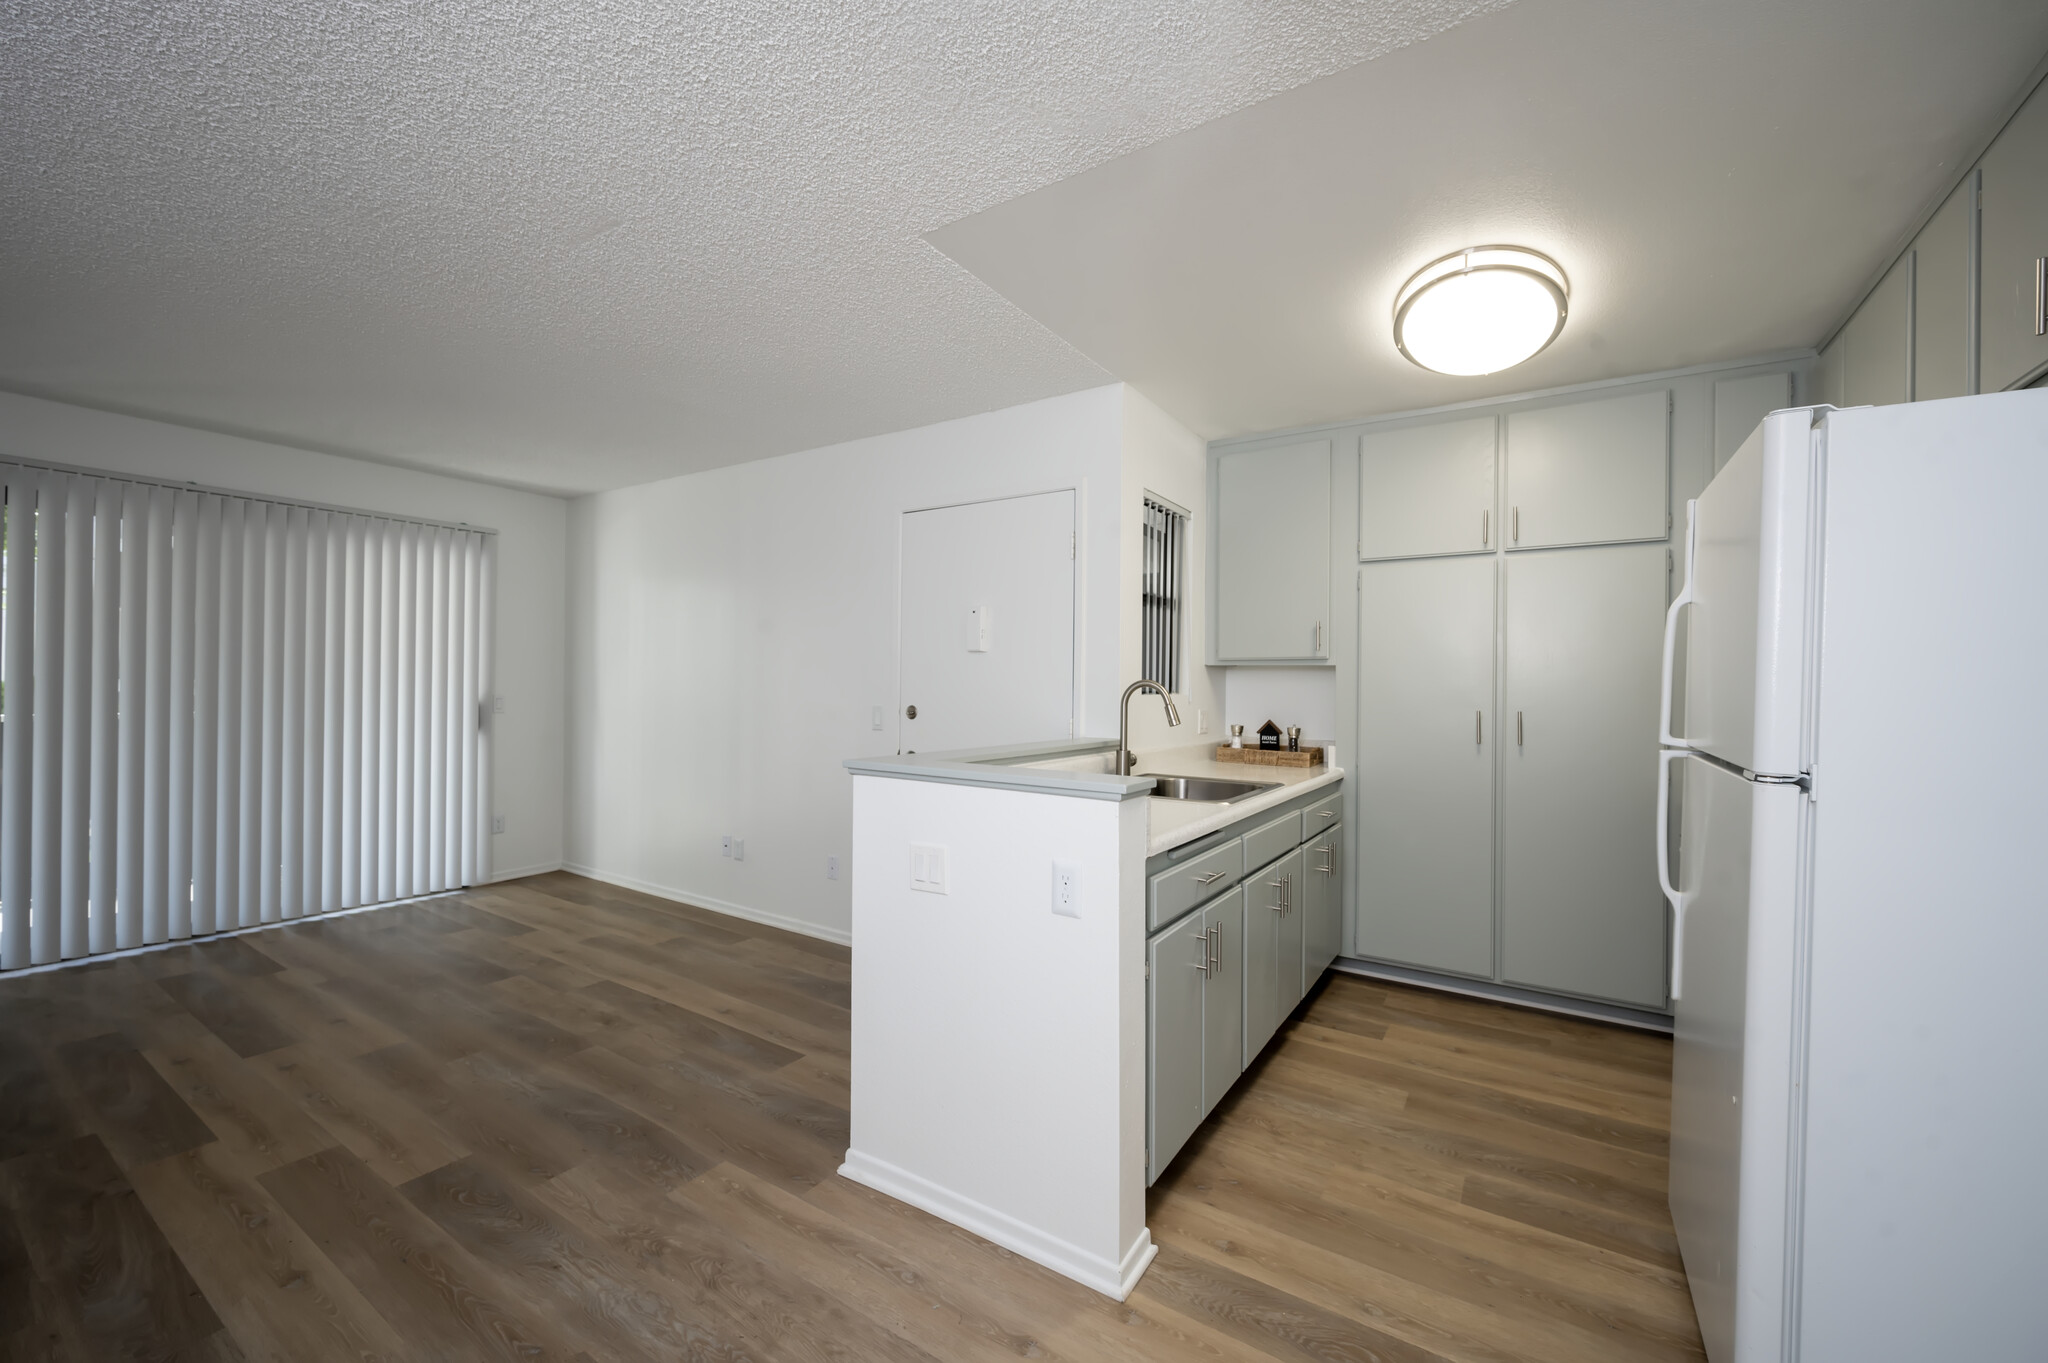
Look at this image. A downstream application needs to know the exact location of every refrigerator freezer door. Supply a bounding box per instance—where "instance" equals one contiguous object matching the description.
[1681,409,1820,778]
[1669,756,1806,1363]
[1793,391,2048,1358]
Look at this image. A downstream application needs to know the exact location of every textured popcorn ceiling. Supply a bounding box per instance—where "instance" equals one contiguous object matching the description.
[0,1,1512,494]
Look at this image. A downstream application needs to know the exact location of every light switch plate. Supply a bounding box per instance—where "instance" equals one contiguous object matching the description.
[1051,862,1080,918]
[732,838,745,862]
[909,843,948,894]
[966,604,991,653]
[826,855,839,880]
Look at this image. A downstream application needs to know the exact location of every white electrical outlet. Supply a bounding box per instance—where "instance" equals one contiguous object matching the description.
[1052,862,1080,918]
[493,694,505,715]
[491,815,505,835]
[826,855,839,880]
[721,835,732,858]
[909,843,947,894]
[1197,708,1208,734]
[732,838,744,862]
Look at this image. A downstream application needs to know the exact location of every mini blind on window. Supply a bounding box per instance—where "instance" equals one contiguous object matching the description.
[1142,497,1185,693]
[0,462,495,971]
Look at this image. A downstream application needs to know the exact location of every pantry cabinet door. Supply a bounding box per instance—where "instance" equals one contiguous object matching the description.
[1215,440,1332,661]
[1504,391,1669,549]
[1147,909,1210,1184]
[1980,82,2048,393]
[1202,890,1246,1115]
[1302,822,1342,982]
[1501,543,1669,1008]
[1358,417,1497,560]
[1356,555,1497,979]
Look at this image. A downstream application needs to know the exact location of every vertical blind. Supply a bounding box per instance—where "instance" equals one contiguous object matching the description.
[0,461,495,971]
[1142,497,1185,694]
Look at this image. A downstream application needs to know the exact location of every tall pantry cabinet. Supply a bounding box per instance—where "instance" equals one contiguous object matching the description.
[1356,390,1672,1010]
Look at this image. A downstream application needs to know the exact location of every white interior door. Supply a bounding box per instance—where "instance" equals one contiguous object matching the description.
[898,491,1075,753]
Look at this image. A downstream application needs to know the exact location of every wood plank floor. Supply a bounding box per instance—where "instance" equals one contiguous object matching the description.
[0,871,1704,1361]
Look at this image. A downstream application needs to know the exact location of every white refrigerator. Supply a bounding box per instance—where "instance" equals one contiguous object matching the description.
[1659,391,2048,1363]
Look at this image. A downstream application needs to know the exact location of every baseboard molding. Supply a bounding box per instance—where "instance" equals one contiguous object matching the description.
[838,1148,1155,1300]
[0,889,463,978]
[1332,957,1674,1033]
[560,862,852,948]
[486,860,564,884]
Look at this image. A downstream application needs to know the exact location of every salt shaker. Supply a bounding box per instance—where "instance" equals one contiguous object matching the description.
[1285,726,1302,752]
[1229,724,1245,750]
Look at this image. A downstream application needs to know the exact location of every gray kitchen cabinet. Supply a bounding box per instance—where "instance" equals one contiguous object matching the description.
[1201,890,1246,1122]
[1840,255,1913,408]
[1146,906,1207,1181]
[1302,820,1342,982]
[1214,440,1332,661]
[1503,391,1669,550]
[1501,543,1669,1008]
[1356,555,1497,978]
[1244,846,1305,1058]
[1980,80,2048,392]
[1358,417,1497,561]
[1147,887,1248,1183]
[1148,836,1242,931]
[1914,176,1976,402]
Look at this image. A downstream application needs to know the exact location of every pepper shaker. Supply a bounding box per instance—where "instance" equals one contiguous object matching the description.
[1285,726,1302,753]
[1229,724,1244,750]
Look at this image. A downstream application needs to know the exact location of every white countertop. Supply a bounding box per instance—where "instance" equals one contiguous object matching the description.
[1136,749,1343,856]
[1019,743,1343,857]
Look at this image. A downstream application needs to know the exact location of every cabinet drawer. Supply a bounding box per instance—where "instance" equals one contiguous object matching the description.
[1302,790,1344,840]
[1149,838,1243,932]
[1243,810,1302,874]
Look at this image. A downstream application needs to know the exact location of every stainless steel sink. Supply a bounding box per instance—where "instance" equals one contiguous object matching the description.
[1145,775,1280,803]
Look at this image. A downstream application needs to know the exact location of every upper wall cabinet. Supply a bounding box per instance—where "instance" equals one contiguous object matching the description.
[1980,81,2048,393]
[1839,254,1913,408]
[1914,177,1975,402]
[1214,440,1331,663]
[1502,391,1670,550]
[1357,417,1497,561]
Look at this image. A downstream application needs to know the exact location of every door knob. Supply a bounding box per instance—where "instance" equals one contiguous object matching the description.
[905,705,917,719]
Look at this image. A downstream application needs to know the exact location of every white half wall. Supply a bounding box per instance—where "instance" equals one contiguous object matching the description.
[841,773,1151,1298]
[565,385,1129,943]
[0,391,569,880]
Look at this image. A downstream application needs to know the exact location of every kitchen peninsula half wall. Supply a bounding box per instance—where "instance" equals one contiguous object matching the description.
[841,738,1343,1298]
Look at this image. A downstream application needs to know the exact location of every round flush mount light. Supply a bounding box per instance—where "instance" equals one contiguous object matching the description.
[1392,246,1569,376]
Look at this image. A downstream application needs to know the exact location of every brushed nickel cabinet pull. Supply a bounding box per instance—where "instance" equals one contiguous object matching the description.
[1517,710,1524,746]
[2036,257,2046,337]
[1193,869,1228,885]
[1512,506,1520,543]
[1482,509,1489,547]
[1475,710,1482,745]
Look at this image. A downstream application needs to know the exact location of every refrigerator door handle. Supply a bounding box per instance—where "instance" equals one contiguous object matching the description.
[1658,747,1697,1000]
[1659,500,1700,748]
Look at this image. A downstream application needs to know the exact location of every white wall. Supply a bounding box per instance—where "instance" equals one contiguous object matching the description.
[841,774,1149,1297]
[0,391,569,880]
[1118,387,1222,756]
[565,385,1130,943]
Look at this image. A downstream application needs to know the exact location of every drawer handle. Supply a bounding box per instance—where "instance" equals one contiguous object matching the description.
[1316,810,1335,819]
[1207,923,1220,971]
[1193,870,1228,885]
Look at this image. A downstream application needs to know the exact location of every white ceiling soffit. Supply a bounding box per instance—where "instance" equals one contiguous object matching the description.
[0,1,1521,496]
[927,0,2048,441]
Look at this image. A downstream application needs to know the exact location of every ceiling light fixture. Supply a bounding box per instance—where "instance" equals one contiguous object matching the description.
[1392,246,1569,376]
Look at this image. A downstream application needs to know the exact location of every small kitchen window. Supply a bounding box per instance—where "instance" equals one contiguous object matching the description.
[1142,496,1187,693]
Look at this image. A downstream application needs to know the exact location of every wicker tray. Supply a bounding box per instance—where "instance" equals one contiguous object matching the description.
[1214,744,1323,768]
